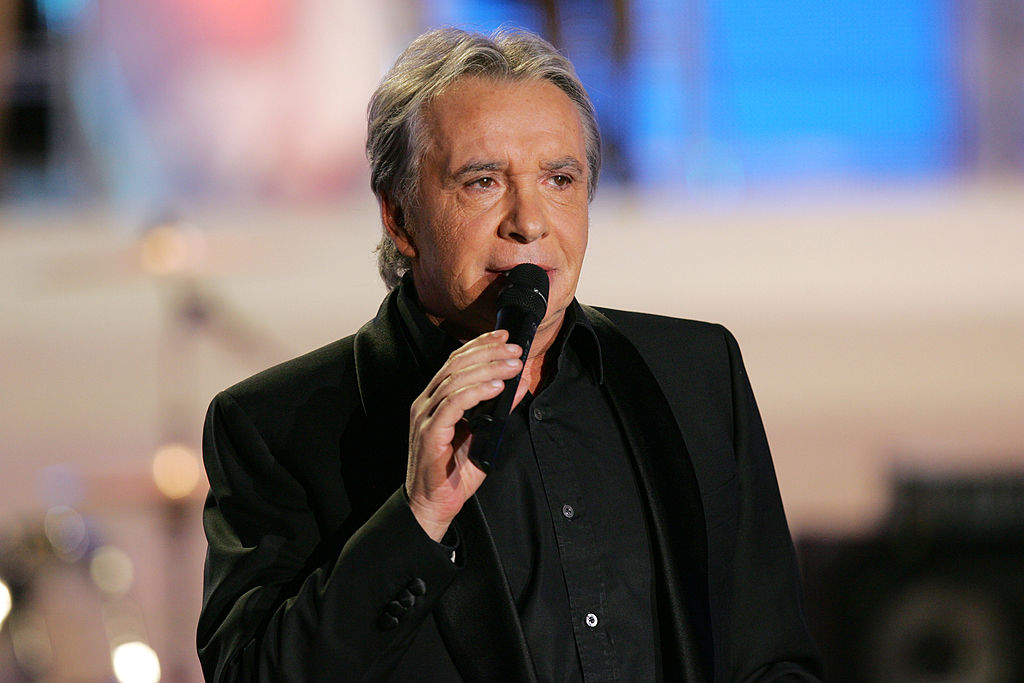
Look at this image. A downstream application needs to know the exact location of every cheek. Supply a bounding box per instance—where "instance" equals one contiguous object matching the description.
[565,215,589,264]
[575,227,589,258]
[557,222,587,298]
[416,223,459,273]
[424,203,480,259]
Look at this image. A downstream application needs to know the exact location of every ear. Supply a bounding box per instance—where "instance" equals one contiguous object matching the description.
[381,195,417,259]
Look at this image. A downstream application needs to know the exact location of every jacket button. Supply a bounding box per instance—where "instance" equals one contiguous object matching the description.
[396,589,415,609]
[407,578,427,596]
[377,613,399,631]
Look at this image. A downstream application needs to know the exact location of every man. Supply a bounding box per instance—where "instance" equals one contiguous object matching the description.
[198,27,822,682]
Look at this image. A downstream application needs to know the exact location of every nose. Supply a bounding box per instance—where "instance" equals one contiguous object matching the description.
[499,184,548,244]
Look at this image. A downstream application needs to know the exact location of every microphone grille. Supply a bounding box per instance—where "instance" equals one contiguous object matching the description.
[498,263,549,319]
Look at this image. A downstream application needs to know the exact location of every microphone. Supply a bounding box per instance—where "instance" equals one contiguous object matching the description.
[465,263,549,472]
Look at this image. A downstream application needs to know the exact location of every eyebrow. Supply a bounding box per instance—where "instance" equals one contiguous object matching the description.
[542,156,585,174]
[451,156,585,180]
[451,160,504,180]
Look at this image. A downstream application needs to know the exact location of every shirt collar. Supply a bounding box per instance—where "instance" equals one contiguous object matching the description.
[395,272,604,385]
[549,297,605,385]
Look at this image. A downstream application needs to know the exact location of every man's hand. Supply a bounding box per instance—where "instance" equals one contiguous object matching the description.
[405,329,523,542]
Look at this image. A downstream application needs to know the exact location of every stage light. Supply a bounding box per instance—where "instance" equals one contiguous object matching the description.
[37,0,88,31]
[111,641,161,683]
[152,443,202,500]
[43,506,88,561]
[0,579,11,629]
[139,223,206,276]
[90,546,135,596]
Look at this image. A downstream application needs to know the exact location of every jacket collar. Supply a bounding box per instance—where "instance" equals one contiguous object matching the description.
[353,289,421,418]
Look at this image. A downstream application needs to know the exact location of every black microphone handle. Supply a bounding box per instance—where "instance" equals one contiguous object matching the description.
[465,306,540,472]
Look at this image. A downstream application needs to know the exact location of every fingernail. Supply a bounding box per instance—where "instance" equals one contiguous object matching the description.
[504,359,520,367]
[490,379,504,388]
[504,344,520,353]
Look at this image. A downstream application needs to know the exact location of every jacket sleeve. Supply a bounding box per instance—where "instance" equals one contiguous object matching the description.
[716,325,823,682]
[197,390,459,682]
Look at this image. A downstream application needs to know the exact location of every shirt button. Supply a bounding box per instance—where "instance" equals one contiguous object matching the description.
[561,504,575,519]
[585,613,599,628]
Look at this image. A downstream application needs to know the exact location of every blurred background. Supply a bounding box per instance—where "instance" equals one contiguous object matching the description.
[1,0,1022,681]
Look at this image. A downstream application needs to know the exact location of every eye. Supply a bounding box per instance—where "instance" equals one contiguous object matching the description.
[469,177,495,189]
[550,174,573,187]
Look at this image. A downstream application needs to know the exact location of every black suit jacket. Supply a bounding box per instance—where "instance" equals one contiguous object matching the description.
[198,290,822,681]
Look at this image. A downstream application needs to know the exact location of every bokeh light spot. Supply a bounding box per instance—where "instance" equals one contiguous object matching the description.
[90,546,135,596]
[43,506,88,561]
[111,641,161,683]
[152,443,202,500]
[0,579,12,629]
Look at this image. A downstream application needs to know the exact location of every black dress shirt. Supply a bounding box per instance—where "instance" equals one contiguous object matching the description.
[397,277,658,681]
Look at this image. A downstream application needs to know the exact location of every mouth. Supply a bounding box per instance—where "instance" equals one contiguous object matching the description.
[488,264,554,275]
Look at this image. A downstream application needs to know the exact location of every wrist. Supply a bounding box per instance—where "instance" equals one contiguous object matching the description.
[404,490,452,543]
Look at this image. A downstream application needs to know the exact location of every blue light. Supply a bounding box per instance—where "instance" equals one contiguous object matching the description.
[706,0,956,182]
[423,0,957,187]
[36,0,89,32]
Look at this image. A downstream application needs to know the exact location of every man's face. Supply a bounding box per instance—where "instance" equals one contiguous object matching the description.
[390,76,590,340]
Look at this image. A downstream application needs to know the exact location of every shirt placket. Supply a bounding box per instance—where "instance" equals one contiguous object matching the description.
[528,394,620,682]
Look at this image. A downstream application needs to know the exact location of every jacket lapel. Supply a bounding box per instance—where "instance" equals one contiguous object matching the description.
[353,290,536,680]
[584,306,713,681]
[433,497,538,681]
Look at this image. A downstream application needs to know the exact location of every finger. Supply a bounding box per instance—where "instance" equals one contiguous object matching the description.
[431,341,521,395]
[412,367,510,443]
[428,354,522,410]
[412,355,514,425]
[418,353,522,420]
[426,377,509,436]
[413,380,505,461]
[423,332,521,395]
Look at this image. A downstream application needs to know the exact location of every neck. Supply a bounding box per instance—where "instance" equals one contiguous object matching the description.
[512,312,563,405]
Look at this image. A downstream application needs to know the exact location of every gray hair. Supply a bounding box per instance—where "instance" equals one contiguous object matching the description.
[366,27,602,289]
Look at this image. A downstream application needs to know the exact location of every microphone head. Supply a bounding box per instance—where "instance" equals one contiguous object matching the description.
[497,263,549,321]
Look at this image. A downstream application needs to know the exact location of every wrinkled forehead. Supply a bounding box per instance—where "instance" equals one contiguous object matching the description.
[417,76,586,166]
